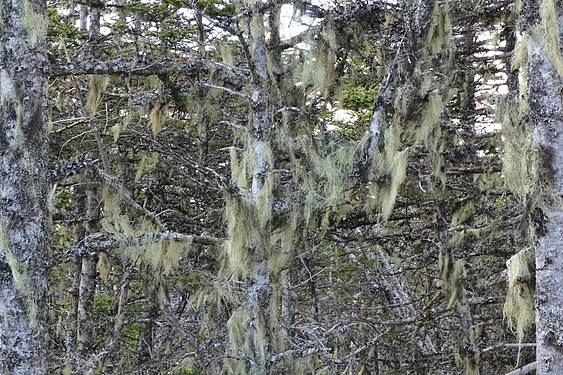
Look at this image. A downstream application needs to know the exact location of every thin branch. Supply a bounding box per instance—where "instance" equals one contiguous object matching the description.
[504,361,537,375]
[482,343,536,353]
[202,83,250,99]
[56,231,223,262]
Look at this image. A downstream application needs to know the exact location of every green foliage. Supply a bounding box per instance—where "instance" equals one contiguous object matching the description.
[93,293,116,318]
[121,323,145,349]
[342,84,379,110]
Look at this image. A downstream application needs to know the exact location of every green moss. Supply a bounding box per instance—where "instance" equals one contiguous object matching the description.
[93,292,116,318]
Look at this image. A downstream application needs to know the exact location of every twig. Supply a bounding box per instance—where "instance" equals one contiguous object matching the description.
[504,361,537,375]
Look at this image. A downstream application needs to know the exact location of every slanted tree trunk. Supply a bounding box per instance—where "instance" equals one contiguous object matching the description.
[527,0,563,373]
[75,175,100,357]
[0,0,50,373]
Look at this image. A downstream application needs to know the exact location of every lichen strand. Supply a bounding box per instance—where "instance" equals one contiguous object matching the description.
[497,97,532,198]
[85,75,109,116]
[299,18,337,95]
[100,187,188,275]
[425,0,452,55]
[367,123,408,220]
[149,103,164,135]
[438,244,466,308]
[0,217,39,327]
[0,70,26,151]
[536,0,563,77]
[504,248,535,351]
[224,309,251,373]
[135,151,159,183]
[22,0,47,48]
[302,139,363,224]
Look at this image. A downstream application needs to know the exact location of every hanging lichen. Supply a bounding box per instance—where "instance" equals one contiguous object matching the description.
[451,201,475,226]
[99,186,190,276]
[22,0,46,48]
[299,17,337,95]
[135,151,159,183]
[416,94,443,148]
[221,43,235,66]
[149,103,165,135]
[0,217,39,327]
[536,0,563,77]
[224,309,251,373]
[85,75,110,116]
[367,122,409,220]
[222,194,256,279]
[504,248,535,355]
[438,239,466,308]
[425,0,452,55]
[497,98,532,198]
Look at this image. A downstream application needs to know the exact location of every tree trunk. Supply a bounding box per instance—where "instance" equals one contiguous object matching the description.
[527,1,563,373]
[0,0,50,373]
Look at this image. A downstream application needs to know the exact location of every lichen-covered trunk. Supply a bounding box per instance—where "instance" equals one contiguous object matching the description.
[0,0,50,373]
[75,176,101,361]
[222,4,291,373]
[528,1,563,372]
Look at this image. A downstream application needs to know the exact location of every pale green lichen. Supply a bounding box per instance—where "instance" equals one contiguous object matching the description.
[504,248,535,363]
[86,75,109,116]
[536,0,563,77]
[22,0,46,48]
[497,97,532,198]
[149,103,164,135]
[425,0,452,55]
[438,244,466,308]
[0,217,39,327]
[367,123,409,220]
[416,94,443,148]
[451,201,475,226]
[135,151,159,183]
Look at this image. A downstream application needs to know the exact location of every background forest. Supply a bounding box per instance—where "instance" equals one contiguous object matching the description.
[1,0,562,374]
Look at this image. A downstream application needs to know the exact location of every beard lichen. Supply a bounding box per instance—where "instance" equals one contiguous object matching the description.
[0,217,39,327]
[86,75,110,117]
[497,97,532,198]
[503,247,535,363]
[439,242,466,308]
[135,151,159,183]
[149,103,165,135]
[22,0,47,48]
[535,0,563,77]
[366,122,409,220]
[425,0,452,55]
[100,186,189,275]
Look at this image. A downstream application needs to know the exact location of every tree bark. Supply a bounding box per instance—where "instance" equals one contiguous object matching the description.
[527,1,563,373]
[0,0,50,373]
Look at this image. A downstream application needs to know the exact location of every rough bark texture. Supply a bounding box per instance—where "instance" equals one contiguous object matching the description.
[0,0,50,373]
[527,1,563,373]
